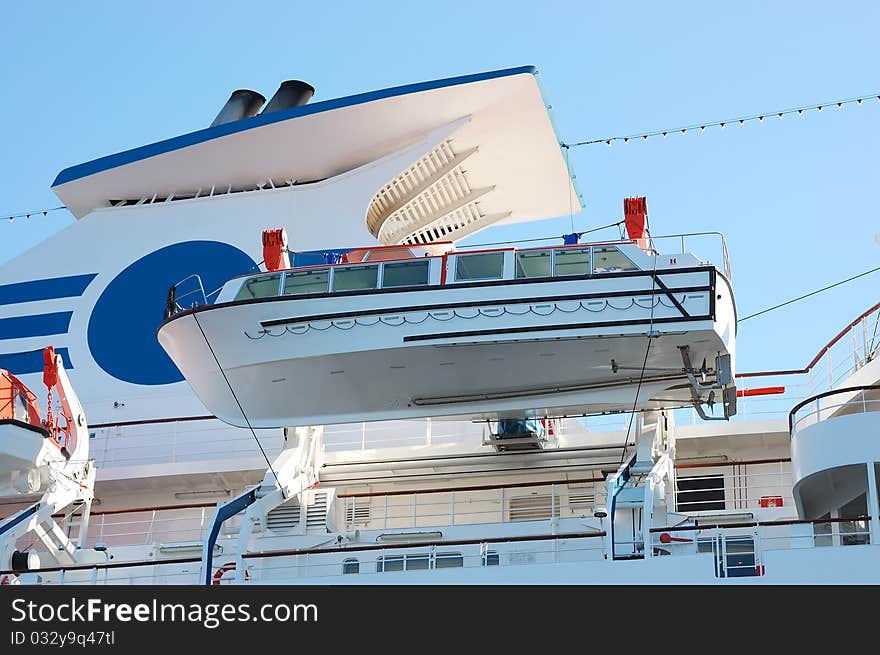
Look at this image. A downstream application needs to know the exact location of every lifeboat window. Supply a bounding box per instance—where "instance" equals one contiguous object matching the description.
[455,252,504,281]
[234,273,282,300]
[332,264,379,292]
[553,248,590,276]
[592,246,637,273]
[515,250,552,278]
[283,268,330,295]
[382,260,430,288]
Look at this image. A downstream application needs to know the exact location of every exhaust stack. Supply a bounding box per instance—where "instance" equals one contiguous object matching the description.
[261,80,315,115]
[210,89,266,127]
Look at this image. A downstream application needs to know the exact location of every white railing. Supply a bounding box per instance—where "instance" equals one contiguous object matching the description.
[789,386,880,435]
[339,481,602,532]
[89,420,284,469]
[242,535,606,581]
[673,460,794,512]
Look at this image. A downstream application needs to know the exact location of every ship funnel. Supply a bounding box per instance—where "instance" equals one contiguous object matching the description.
[210,89,266,127]
[261,80,315,115]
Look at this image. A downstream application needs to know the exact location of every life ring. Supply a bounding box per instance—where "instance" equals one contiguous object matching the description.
[212,562,250,585]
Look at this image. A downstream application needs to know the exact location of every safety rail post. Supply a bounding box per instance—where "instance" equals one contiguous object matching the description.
[145,510,157,544]
[450,491,456,526]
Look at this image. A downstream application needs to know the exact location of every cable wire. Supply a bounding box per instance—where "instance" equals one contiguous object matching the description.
[192,312,284,496]
[618,257,659,466]
[739,266,880,323]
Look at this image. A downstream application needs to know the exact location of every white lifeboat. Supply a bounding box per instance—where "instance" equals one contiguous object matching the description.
[158,217,738,428]
[0,347,80,495]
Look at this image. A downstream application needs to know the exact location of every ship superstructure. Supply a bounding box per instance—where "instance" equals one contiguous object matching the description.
[1,67,878,585]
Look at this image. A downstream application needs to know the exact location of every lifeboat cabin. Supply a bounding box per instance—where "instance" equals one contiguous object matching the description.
[158,228,737,428]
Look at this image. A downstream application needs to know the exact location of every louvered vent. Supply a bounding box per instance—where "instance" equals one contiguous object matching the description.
[266,499,301,531]
[306,492,329,534]
[568,491,595,512]
[508,495,561,521]
[366,140,510,245]
[344,502,371,527]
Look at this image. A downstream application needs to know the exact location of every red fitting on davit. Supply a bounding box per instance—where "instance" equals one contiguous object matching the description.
[736,386,785,398]
[624,197,649,251]
[262,228,290,272]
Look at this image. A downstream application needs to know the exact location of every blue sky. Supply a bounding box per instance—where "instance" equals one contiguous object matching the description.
[1,1,878,374]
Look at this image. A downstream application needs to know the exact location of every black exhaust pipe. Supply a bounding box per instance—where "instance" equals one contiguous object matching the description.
[261,80,315,114]
[210,89,266,127]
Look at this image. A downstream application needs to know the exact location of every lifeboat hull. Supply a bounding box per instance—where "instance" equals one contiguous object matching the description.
[158,266,736,427]
[0,420,63,495]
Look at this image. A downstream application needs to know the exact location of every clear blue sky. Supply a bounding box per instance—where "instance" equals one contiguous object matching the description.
[1,1,878,374]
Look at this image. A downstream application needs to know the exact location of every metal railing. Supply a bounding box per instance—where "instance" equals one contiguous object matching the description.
[339,480,602,532]
[789,385,880,434]
[241,532,607,581]
[674,459,794,512]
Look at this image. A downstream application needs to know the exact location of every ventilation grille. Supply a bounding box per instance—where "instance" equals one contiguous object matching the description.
[568,491,595,512]
[344,502,371,526]
[266,499,301,531]
[367,140,510,245]
[306,492,329,534]
[508,495,561,521]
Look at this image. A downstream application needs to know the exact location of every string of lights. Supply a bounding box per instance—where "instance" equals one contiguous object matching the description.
[3,90,877,222]
[563,91,880,148]
[6,205,67,222]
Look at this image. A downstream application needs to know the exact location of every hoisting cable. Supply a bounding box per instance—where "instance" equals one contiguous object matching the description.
[192,313,284,497]
[618,254,659,465]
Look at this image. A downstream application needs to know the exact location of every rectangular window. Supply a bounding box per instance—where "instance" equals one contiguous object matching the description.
[515,250,552,278]
[282,268,329,295]
[592,246,637,273]
[676,475,725,512]
[434,553,464,569]
[234,273,281,301]
[377,556,404,573]
[332,265,379,292]
[382,260,430,288]
[455,252,505,281]
[483,551,500,566]
[342,558,359,574]
[553,248,590,276]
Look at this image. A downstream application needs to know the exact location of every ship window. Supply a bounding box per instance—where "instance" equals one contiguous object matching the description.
[553,248,590,276]
[483,550,500,566]
[235,273,281,300]
[375,553,462,572]
[676,475,725,512]
[516,250,552,278]
[342,558,359,574]
[332,265,379,292]
[592,246,637,273]
[435,553,464,569]
[455,252,504,281]
[283,268,330,295]
[382,260,430,288]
